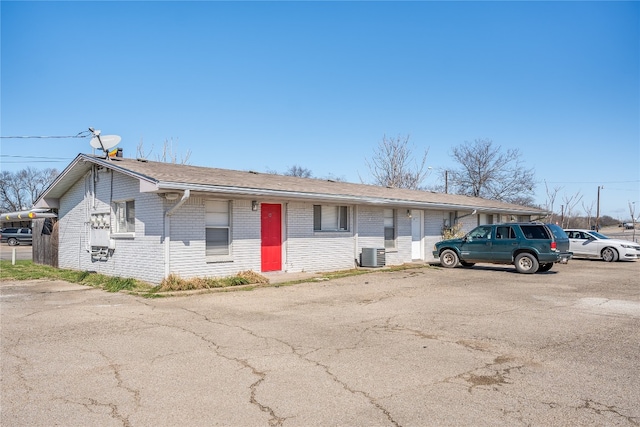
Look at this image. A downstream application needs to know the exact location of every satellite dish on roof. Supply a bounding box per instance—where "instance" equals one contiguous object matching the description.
[88,127,121,158]
[90,134,121,150]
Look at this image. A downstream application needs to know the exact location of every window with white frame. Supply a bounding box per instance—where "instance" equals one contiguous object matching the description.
[114,200,135,233]
[384,208,396,248]
[205,200,230,256]
[313,205,348,231]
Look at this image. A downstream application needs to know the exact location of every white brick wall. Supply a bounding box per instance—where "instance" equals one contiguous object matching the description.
[58,169,165,283]
[167,198,262,280]
[57,167,489,282]
[355,206,415,267]
[285,202,355,272]
[58,172,90,270]
[425,210,455,261]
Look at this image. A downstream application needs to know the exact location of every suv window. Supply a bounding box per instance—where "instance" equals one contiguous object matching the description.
[468,226,492,240]
[495,225,516,239]
[520,225,550,239]
[546,224,568,239]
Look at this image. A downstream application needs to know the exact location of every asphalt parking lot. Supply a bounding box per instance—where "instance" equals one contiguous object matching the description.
[2,260,639,426]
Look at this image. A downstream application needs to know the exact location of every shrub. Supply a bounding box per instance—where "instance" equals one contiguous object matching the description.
[158,270,269,292]
[236,270,270,285]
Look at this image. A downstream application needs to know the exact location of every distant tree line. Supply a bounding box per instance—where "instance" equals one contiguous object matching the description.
[267,165,346,182]
[4,135,625,231]
[364,135,536,206]
[0,167,58,213]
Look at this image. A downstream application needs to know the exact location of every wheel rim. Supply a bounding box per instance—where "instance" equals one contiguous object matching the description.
[518,256,532,270]
[443,253,455,266]
[602,248,613,262]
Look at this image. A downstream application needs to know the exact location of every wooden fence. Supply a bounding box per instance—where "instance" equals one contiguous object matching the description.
[32,218,58,267]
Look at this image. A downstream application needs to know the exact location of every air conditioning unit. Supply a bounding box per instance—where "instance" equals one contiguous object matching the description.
[361,248,386,268]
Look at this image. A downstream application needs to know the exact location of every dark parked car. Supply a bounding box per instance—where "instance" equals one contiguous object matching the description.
[0,228,33,246]
[433,223,572,274]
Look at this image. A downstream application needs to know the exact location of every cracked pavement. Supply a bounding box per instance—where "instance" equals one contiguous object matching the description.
[2,260,639,426]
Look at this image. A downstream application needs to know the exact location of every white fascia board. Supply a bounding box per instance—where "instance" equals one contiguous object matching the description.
[140,180,160,193]
[34,198,60,209]
[154,181,545,215]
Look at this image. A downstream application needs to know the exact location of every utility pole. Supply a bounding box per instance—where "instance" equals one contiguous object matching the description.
[444,170,448,194]
[595,185,603,231]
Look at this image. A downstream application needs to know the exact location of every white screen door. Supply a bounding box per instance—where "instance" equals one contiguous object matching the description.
[411,210,423,260]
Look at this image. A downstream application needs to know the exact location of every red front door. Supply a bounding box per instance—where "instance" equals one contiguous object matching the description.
[261,203,282,272]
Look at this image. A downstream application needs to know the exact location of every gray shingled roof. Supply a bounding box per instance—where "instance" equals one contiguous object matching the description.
[36,153,546,215]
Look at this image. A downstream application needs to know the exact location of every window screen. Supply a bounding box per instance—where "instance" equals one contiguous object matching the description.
[115,200,135,233]
[206,200,230,256]
[313,205,349,231]
[384,208,395,248]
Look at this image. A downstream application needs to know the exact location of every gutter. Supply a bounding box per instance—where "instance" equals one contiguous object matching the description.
[164,189,190,280]
[152,182,545,215]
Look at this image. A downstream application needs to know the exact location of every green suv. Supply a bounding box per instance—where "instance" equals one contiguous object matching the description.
[433,223,572,274]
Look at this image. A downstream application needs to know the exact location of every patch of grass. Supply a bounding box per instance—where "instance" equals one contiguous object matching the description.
[104,277,137,292]
[1,260,431,296]
[0,260,153,293]
[158,271,269,292]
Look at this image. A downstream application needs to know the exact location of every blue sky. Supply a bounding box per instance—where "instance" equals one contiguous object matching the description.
[2,1,638,219]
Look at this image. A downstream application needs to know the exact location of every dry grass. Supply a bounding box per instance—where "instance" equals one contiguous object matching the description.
[158,270,270,292]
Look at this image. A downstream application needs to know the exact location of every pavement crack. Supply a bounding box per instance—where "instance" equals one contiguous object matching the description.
[248,373,287,426]
[178,307,399,426]
[176,308,288,426]
[307,358,402,427]
[580,399,639,425]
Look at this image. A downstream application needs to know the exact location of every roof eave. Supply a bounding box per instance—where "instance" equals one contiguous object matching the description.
[34,154,160,209]
[154,182,546,215]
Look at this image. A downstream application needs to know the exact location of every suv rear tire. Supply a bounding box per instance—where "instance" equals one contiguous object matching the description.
[538,263,553,272]
[7,238,18,246]
[514,253,539,274]
[440,249,459,268]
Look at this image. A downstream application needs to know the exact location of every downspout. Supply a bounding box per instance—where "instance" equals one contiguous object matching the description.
[353,205,358,266]
[164,189,190,280]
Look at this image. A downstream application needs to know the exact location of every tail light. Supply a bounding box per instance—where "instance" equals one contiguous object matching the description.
[551,241,557,250]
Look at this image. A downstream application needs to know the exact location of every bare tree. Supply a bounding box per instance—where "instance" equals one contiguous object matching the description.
[561,191,583,228]
[544,180,563,224]
[448,138,535,205]
[582,200,595,229]
[364,134,430,189]
[284,165,312,178]
[137,137,191,164]
[0,167,58,212]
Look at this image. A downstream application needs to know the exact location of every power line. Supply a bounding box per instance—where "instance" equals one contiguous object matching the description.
[1,155,72,160]
[544,180,639,184]
[0,131,91,139]
[0,161,70,164]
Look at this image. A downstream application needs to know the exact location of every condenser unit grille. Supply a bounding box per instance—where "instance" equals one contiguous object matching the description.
[361,248,386,267]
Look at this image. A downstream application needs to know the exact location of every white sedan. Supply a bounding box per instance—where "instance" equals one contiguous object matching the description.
[564,229,640,262]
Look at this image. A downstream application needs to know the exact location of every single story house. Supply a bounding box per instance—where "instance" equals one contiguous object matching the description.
[35,153,547,284]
